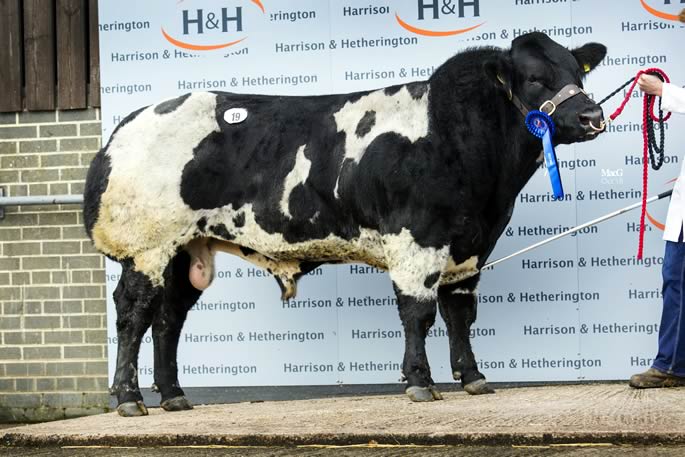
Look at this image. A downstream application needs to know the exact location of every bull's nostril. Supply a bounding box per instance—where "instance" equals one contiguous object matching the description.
[579,110,604,126]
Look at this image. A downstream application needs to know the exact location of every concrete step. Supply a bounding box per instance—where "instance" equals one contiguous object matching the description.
[2,383,684,447]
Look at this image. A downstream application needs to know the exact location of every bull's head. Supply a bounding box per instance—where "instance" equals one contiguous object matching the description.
[485,32,607,144]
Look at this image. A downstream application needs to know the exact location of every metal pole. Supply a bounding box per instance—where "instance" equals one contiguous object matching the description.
[0,194,84,206]
[483,189,673,270]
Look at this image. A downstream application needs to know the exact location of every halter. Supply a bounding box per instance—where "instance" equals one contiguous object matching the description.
[497,75,591,122]
[498,76,596,199]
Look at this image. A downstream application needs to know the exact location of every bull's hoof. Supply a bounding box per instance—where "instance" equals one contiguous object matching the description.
[161,396,194,412]
[464,379,495,395]
[116,401,149,417]
[406,385,443,402]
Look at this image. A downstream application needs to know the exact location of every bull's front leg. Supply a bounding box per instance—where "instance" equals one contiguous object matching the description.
[437,275,495,395]
[394,286,443,402]
[386,235,448,402]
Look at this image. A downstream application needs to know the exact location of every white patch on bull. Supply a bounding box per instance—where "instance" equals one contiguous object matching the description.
[279,145,311,219]
[92,92,221,285]
[333,86,430,198]
[440,256,479,286]
[384,229,449,301]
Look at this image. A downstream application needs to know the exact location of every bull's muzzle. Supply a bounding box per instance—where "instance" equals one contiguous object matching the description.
[579,105,605,134]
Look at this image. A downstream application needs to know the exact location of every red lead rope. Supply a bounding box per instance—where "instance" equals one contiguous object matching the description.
[607,68,671,259]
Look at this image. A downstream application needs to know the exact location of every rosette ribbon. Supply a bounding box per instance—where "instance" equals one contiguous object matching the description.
[526,110,563,199]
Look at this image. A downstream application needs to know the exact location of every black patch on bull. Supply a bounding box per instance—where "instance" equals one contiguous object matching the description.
[154,94,191,115]
[232,213,245,227]
[83,106,146,240]
[240,246,256,256]
[355,111,376,138]
[179,92,369,243]
[83,152,112,239]
[423,272,440,289]
[407,82,428,100]
[384,85,403,97]
[197,217,207,232]
[209,224,234,240]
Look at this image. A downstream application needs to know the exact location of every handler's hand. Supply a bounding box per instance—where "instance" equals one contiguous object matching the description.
[638,74,663,97]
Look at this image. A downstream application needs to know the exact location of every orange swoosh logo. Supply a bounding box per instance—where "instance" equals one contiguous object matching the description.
[645,178,678,231]
[646,210,665,231]
[395,13,485,37]
[252,0,265,13]
[640,0,680,21]
[161,28,246,51]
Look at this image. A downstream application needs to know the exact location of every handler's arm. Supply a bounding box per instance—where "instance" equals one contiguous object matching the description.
[662,83,685,114]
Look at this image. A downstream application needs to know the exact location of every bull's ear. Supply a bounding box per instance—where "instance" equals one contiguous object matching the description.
[483,54,513,100]
[572,43,606,75]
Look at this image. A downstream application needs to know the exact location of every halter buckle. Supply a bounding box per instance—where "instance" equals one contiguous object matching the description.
[539,100,556,116]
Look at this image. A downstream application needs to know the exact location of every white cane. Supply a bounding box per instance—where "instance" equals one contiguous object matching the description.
[483,189,673,270]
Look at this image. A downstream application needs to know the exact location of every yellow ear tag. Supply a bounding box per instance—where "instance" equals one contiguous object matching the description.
[583,63,591,73]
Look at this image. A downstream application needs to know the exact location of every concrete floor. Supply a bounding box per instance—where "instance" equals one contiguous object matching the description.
[1,383,684,451]
[2,445,685,457]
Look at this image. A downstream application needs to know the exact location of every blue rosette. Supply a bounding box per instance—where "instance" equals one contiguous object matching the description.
[525,110,564,199]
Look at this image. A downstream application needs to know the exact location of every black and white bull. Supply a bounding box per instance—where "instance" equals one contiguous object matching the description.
[84,32,606,416]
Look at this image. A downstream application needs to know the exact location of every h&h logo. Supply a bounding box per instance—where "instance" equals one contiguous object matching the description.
[396,0,485,37]
[162,0,265,51]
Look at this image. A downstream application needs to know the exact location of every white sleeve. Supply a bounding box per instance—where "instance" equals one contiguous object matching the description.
[661,82,685,114]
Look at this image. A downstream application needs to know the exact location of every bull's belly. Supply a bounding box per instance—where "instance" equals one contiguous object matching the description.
[232,227,389,271]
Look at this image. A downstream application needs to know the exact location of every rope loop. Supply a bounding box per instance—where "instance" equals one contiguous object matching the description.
[594,68,672,260]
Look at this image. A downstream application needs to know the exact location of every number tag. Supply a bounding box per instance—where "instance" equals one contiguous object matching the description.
[224,108,248,124]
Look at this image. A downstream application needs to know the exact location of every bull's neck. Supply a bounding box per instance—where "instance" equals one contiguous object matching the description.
[427,78,542,201]
[500,110,544,196]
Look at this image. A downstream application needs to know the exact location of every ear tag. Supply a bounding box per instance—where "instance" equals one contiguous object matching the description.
[224,108,248,124]
[583,63,591,73]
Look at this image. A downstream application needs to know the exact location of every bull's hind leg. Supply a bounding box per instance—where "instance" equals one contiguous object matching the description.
[111,260,161,416]
[437,275,494,395]
[151,250,202,412]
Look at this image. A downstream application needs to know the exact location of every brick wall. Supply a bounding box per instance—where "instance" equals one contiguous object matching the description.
[0,110,109,422]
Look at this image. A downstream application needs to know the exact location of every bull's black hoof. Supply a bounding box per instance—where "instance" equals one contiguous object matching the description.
[117,401,149,417]
[464,379,495,395]
[406,385,443,402]
[161,396,194,412]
